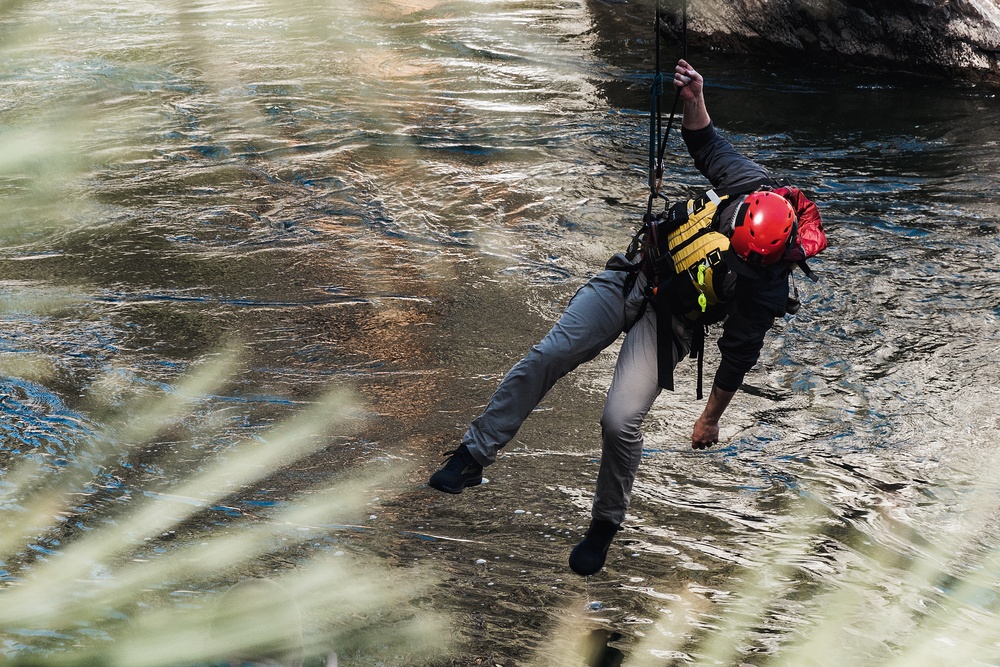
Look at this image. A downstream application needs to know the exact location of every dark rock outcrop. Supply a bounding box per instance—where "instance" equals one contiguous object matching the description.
[590,0,1000,85]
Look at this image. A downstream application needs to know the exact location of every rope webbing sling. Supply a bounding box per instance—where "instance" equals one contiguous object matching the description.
[645,0,708,399]
[646,0,687,215]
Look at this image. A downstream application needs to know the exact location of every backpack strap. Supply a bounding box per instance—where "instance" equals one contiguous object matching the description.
[692,323,705,400]
[656,304,675,392]
[797,260,819,282]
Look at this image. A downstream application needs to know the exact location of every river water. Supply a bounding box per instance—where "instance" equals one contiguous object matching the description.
[1,0,999,665]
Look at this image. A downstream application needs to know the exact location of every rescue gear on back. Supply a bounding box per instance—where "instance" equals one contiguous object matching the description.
[774,184,827,280]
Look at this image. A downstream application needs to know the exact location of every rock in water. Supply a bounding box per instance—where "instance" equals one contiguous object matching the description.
[592,0,1000,85]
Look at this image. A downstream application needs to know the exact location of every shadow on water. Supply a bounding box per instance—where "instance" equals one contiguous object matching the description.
[0,0,998,664]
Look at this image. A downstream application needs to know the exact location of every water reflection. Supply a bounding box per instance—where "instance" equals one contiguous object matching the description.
[0,0,998,663]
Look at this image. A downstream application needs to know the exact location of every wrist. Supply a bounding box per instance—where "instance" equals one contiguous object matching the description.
[681,98,711,131]
[697,412,719,426]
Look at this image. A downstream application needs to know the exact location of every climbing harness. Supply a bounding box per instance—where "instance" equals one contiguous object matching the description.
[645,183,766,398]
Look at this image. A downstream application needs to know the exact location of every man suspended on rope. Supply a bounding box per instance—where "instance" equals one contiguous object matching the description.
[428,59,826,576]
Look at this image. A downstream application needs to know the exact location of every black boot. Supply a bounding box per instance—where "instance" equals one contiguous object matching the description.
[428,443,484,494]
[569,518,619,576]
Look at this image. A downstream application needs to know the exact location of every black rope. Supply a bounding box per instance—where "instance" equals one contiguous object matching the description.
[646,3,662,206]
[656,0,686,168]
[647,0,688,211]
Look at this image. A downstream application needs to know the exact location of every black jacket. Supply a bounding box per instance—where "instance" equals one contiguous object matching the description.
[681,123,792,392]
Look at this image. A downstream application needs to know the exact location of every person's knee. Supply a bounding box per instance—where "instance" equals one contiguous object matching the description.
[600,405,642,445]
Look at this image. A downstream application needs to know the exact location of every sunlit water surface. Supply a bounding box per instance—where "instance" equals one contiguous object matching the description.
[0,0,999,664]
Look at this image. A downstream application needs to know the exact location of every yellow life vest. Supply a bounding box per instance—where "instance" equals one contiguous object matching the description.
[646,188,734,321]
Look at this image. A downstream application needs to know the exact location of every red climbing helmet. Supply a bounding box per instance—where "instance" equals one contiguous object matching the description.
[730,190,796,266]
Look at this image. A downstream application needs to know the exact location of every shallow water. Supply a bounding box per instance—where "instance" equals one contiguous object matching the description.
[0,0,999,664]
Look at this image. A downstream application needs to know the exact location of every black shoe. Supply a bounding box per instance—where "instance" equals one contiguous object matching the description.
[569,518,620,576]
[428,444,484,494]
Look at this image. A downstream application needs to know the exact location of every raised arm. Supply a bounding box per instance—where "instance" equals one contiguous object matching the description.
[674,59,771,190]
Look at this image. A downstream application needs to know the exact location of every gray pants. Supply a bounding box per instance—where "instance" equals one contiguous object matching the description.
[462,257,692,525]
